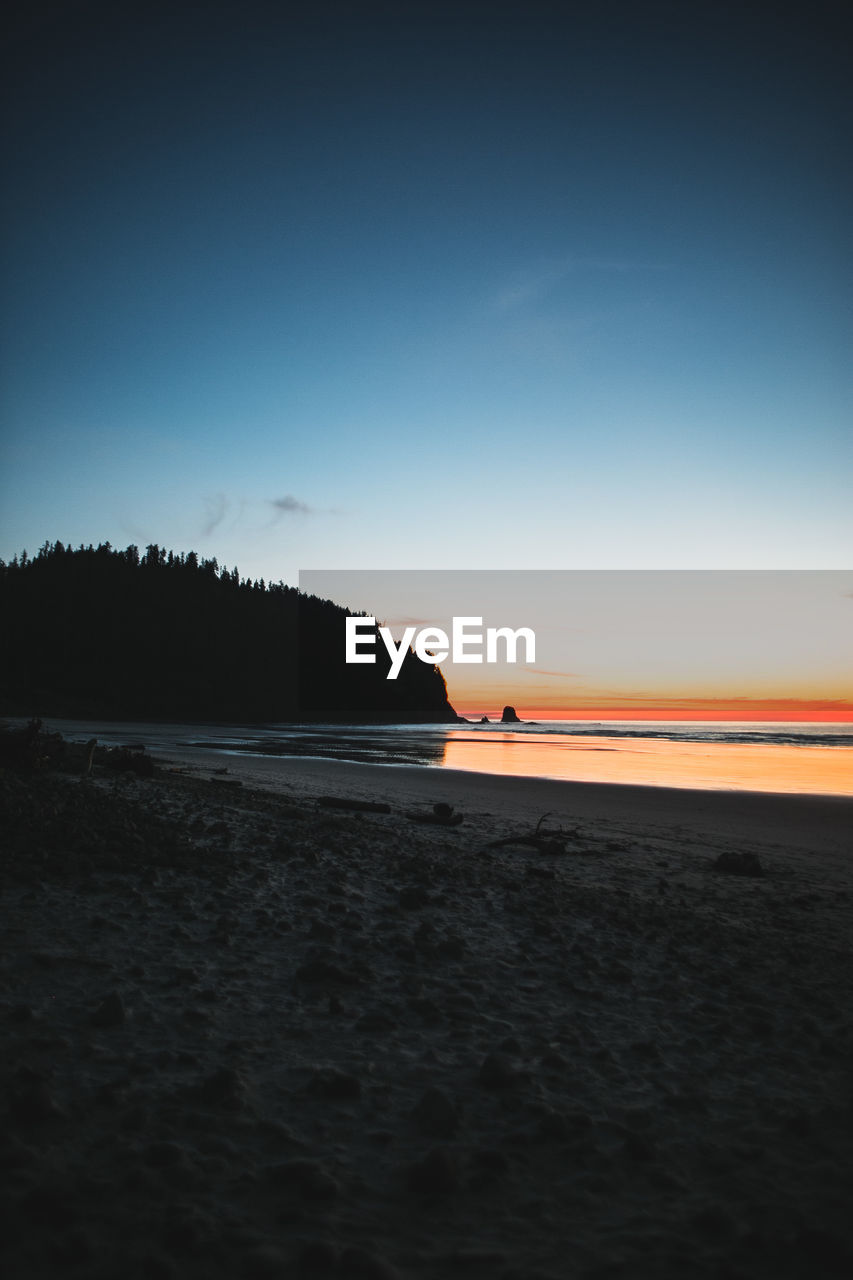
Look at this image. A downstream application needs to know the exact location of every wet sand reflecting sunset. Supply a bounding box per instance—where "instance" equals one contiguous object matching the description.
[442,730,853,795]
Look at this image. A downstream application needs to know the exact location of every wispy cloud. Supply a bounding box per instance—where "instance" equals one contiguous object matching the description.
[495,257,575,311]
[520,667,582,679]
[201,492,228,537]
[269,495,313,517]
[383,615,434,629]
[495,254,670,312]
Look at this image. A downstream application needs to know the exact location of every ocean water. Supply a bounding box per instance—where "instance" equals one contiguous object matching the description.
[40,718,853,796]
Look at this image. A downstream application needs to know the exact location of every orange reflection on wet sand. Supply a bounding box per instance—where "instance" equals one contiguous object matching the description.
[442,732,853,796]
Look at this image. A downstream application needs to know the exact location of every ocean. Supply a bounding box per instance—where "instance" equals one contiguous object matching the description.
[39,718,853,797]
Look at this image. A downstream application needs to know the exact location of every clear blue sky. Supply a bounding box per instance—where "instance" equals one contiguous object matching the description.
[2,0,850,586]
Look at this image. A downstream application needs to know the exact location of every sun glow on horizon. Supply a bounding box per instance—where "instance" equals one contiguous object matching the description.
[455,699,853,723]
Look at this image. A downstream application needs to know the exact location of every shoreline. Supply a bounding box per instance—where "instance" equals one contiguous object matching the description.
[7,716,853,801]
[151,745,853,860]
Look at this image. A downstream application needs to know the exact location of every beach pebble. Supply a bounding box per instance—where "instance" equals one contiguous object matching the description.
[162,1203,214,1255]
[713,850,764,876]
[18,1181,77,1227]
[478,1051,517,1089]
[309,1066,361,1099]
[435,933,467,960]
[8,1002,36,1023]
[49,1226,93,1267]
[692,1202,735,1234]
[444,1246,509,1268]
[339,1245,400,1279]
[408,996,442,1024]
[540,1049,567,1070]
[405,1146,461,1194]
[412,1087,459,1137]
[355,1011,396,1033]
[144,1140,191,1169]
[90,989,126,1027]
[473,1146,510,1173]
[792,1226,852,1272]
[295,1239,338,1273]
[195,1066,248,1109]
[241,1243,289,1277]
[295,958,352,985]
[398,885,430,910]
[12,1076,61,1124]
[308,919,337,940]
[268,1158,339,1201]
[622,1131,654,1162]
[629,1039,662,1061]
[0,1135,38,1170]
[120,1103,152,1135]
[138,1252,179,1279]
[536,1108,590,1143]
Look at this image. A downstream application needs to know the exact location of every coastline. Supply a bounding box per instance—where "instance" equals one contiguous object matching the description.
[17,715,853,801]
[151,743,853,860]
[2,741,852,1278]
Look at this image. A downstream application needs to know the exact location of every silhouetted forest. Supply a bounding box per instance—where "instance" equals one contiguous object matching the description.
[0,542,458,723]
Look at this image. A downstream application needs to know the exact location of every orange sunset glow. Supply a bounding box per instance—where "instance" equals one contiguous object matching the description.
[457,698,853,723]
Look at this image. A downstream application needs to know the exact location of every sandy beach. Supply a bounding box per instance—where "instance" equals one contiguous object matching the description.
[2,739,852,1279]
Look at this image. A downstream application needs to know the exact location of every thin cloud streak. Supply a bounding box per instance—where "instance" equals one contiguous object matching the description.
[269,495,313,517]
[495,254,671,312]
[201,493,228,537]
[519,667,582,679]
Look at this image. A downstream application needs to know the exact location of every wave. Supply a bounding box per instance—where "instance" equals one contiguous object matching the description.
[460,722,853,748]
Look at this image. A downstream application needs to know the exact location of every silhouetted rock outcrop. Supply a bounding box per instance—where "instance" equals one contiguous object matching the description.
[501,705,521,723]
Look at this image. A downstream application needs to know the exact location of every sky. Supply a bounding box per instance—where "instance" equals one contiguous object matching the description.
[301,570,853,718]
[1,0,851,589]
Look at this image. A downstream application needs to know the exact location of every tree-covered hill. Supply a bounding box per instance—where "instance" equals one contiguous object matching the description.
[0,542,457,723]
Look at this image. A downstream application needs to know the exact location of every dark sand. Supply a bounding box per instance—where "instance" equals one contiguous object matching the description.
[160,746,853,857]
[1,747,851,1279]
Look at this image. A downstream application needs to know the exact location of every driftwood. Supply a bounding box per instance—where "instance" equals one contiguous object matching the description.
[103,746,159,777]
[486,812,580,856]
[317,796,391,814]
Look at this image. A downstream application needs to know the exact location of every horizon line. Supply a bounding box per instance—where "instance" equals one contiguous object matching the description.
[454,706,853,723]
